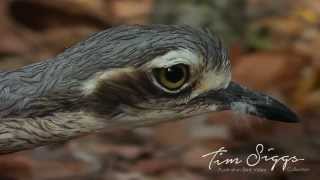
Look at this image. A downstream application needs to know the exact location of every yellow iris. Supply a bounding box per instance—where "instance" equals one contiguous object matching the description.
[153,64,189,91]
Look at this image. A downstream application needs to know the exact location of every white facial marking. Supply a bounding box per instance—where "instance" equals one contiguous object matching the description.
[230,102,257,114]
[208,104,218,111]
[82,78,99,95]
[81,68,134,95]
[145,49,200,68]
[191,70,231,98]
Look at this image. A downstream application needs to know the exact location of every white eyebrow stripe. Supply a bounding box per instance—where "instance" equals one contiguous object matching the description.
[81,68,134,95]
[143,48,232,96]
[144,49,201,68]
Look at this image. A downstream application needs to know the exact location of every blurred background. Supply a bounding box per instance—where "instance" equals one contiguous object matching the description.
[0,0,319,179]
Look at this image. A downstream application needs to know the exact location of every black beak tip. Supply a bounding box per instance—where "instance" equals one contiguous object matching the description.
[285,110,301,123]
[201,81,301,123]
[271,111,300,123]
[256,104,301,123]
[276,110,301,123]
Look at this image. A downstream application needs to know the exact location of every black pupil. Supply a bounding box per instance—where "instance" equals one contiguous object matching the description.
[165,66,184,83]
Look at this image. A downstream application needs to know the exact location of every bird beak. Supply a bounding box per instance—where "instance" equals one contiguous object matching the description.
[197,81,300,123]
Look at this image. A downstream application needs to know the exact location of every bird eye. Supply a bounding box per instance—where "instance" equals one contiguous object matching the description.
[153,64,189,91]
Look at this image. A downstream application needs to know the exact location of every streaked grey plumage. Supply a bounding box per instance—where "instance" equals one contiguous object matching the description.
[0,24,298,154]
[0,25,227,118]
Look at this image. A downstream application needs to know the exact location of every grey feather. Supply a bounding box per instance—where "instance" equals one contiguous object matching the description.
[0,24,228,118]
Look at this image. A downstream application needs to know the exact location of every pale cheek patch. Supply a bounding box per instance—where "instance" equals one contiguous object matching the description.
[230,102,257,115]
[191,71,231,98]
[207,104,218,111]
[202,71,231,90]
[82,78,99,95]
[81,68,134,95]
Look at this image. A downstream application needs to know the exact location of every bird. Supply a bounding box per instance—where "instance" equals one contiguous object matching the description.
[0,24,299,154]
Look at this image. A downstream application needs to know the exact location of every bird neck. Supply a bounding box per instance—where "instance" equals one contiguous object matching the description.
[0,112,106,154]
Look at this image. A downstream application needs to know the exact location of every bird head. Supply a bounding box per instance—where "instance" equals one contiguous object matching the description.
[72,25,299,127]
[0,25,300,153]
